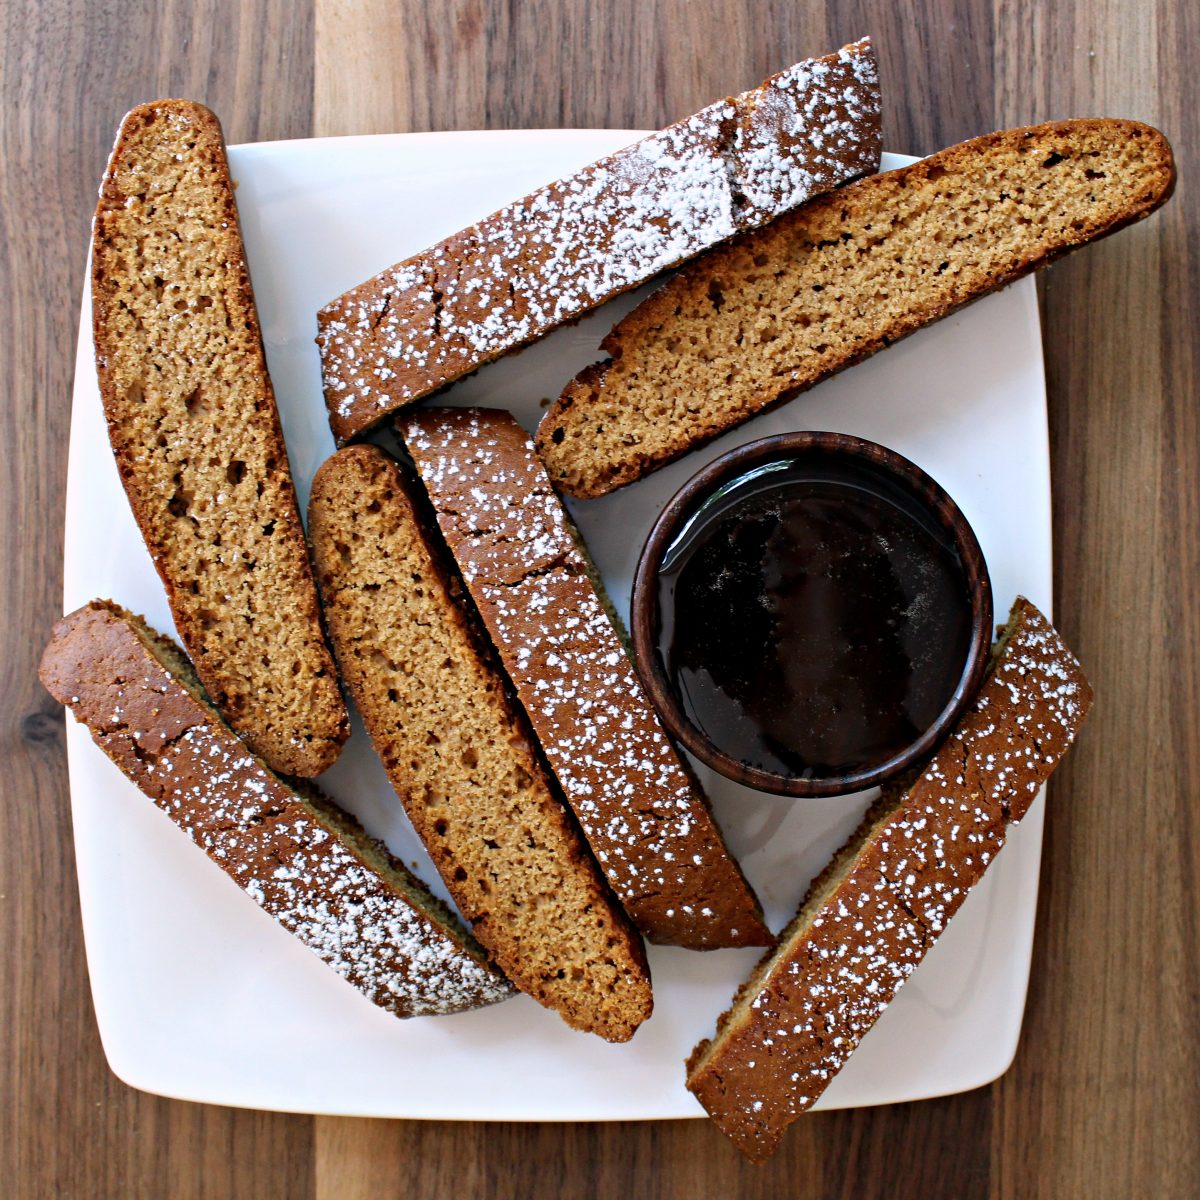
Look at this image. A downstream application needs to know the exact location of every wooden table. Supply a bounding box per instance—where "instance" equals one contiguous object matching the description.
[3,2,1195,1196]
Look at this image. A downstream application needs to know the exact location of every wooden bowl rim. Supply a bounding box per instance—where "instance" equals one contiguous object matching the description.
[630,430,994,798]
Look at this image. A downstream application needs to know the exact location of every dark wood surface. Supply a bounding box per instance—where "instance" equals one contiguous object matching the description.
[3,2,1195,1196]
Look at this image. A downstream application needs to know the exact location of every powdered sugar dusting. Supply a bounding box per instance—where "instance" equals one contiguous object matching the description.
[687,598,1093,1160]
[46,604,513,1019]
[318,39,880,441]
[404,409,769,949]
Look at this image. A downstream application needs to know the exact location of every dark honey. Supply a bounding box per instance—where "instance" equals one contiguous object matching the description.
[656,456,974,780]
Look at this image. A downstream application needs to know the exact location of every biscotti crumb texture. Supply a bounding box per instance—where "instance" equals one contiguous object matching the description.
[316,38,881,443]
[92,99,348,776]
[307,445,652,1042]
[403,407,772,950]
[684,597,1093,1162]
[538,118,1177,497]
[39,601,514,1019]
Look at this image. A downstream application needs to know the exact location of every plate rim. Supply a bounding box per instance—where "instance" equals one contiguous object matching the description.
[64,126,1051,1120]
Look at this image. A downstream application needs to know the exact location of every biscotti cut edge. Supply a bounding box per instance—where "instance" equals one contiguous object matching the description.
[92,99,348,776]
[537,118,1177,497]
[307,444,653,1042]
[684,596,1093,1162]
[403,406,773,950]
[39,600,515,1019]
[316,38,881,443]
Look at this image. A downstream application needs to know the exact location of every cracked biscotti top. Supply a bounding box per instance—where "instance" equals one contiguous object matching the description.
[307,445,653,1042]
[39,600,515,1019]
[537,118,1176,497]
[403,407,771,950]
[91,99,348,776]
[684,597,1093,1162]
[316,38,881,442]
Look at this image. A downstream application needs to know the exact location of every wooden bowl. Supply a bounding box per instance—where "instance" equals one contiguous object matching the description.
[630,431,993,797]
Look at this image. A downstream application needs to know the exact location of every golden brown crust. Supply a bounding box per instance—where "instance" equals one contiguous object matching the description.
[39,600,514,1018]
[537,119,1177,497]
[307,445,652,1042]
[684,597,1093,1163]
[316,40,882,443]
[403,407,772,949]
[91,99,348,776]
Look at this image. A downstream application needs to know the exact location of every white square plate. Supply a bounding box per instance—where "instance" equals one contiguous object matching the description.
[65,131,1051,1119]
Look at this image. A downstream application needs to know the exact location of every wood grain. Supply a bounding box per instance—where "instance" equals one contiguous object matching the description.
[3,1,1196,1197]
[0,3,316,1198]
[992,3,1199,1198]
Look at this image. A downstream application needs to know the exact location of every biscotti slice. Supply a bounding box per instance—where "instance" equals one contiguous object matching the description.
[307,445,652,1042]
[40,601,515,1019]
[316,39,881,443]
[403,407,772,950]
[539,118,1177,496]
[92,100,348,776]
[685,597,1092,1162]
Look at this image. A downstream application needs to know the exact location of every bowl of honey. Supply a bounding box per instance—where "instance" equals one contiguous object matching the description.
[631,431,993,797]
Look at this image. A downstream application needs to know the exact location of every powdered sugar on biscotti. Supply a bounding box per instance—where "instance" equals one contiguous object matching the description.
[318,39,880,442]
[734,44,879,220]
[39,601,514,1019]
[684,598,1093,1162]
[404,408,771,949]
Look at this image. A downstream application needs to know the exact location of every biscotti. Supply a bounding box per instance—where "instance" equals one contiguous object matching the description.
[40,601,515,1019]
[307,445,652,1042]
[92,99,348,776]
[685,597,1092,1162]
[316,39,882,443]
[404,407,772,950]
[538,118,1177,496]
